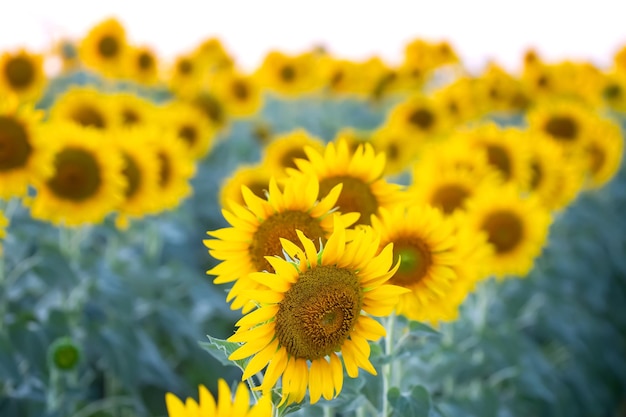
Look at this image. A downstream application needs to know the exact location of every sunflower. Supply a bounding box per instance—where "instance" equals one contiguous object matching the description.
[333,127,372,155]
[385,94,451,144]
[318,56,368,97]
[159,100,217,160]
[113,128,160,229]
[165,380,272,417]
[432,77,485,126]
[0,49,47,102]
[228,221,406,405]
[219,163,274,209]
[463,184,552,278]
[193,37,235,73]
[460,123,533,190]
[50,87,114,130]
[599,72,626,113]
[145,127,196,214]
[475,63,530,114]
[109,92,159,129]
[30,123,126,227]
[79,17,128,77]
[167,52,209,98]
[369,125,417,177]
[255,51,320,97]
[123,46,160,85]
[581,117,624,189]
[0,101,52,199]
[190,92,229,133]
[262,129,325,177]
[526,99,597,151]
[205,175,359,311]
[210,70,263,118]
[289,139,406,226]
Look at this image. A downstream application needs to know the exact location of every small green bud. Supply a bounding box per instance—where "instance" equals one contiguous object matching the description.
[48,337,82,372]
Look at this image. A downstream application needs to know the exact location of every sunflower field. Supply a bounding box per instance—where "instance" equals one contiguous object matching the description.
[1,16,626,417]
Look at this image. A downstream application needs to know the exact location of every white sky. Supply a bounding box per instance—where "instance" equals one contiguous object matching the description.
[1,0,625,74]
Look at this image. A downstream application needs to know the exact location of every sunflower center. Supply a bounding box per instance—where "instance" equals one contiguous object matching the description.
[97,36,119,58]
[280,65,296,82]
[536,74,549,89]
[249,210,326,272]
[485,144,512,180]
[319,176,378,226]
[586,142,605,175]
[447,100,459,115]
[544,116,577,141]
[4,56,35,89]
[122,154,141,198]
[330,70,344,87]
[0,116,31,171]
[157,152,171,187]
[603,84,622,100]
[481,210,524,254]
[407,108,434,130]
[71,105,106,129]
[47,147,101,201]
[386,143,399,161]
[279,147,307,170]
[276,265,362,360]
[231,80,249,100]
[529,160,543,190]
[390,239,432,287]
[179,125,197,146]
[177,59,193,75]
[431,183,470,214]
[122,109,140,125]
[137,52,154,70]
[193,94,224,125]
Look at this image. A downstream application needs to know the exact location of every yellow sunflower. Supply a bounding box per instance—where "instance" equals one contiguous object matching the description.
[0,49,47,102]
[205,175,359,311]
[145,127,196,214]
[219,163,274,209]
[193,37,235,73]
[463,184,552,278]
[190,92,229,134]
[50,87,114,130]
[30,123,126,227]
[431,77,484,126]
[79,17,128,77]
[598,72,626,113]
[255,51,320,97]
[167,52,209,98]
[318,56,368,97]
[210,70,263,118]
[581,117,624,189]
[109,92,159,129]
[228,220,406,405]
[159,100,217,160]
[113,128,160,229]
[262,129,325,177]
[460,123,533,190]
[289,139,406,226]
[0,100,52,199]
[123,45,161,85]
[385,94,451,146]
[369,124,417,177]
[165,380,271,417]
[370,204,474,324]
[475,63,530,114]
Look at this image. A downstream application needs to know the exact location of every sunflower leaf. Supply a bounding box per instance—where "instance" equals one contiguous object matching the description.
[199,336,249,372]
[387,385,432,417]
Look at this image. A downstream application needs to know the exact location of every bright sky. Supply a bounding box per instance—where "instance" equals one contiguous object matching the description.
[1,0,625,73]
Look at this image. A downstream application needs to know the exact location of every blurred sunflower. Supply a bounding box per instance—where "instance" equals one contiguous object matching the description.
[385,94,450,144]
[219,163,273,209]
[228,222,405,405]
[371,204,471,324]
[464,185,552,278]
[147,128,196,214]
[255,51,320,96]
[262,128,325,177]
[30,123,126,227]
[165,380,271,417]
[432,77,484,126]
[124,45,160,85]
[211,71,263,118]
[581,118,624,189]
[160,100,217,160]
[190,92,228,133]
[0,101,51,199]
[475,63,529,114]
[319,57,367,96]
[79,17,128,77]
[113,128,160,229]
[167,52,208,98]
[205,175,359,311]
[289,139,406,226]
[193,37,234,73]
[50,87,114,130]
[461,124,533,190]
[110,92,159,128]
[0,49,46,102]
[369,125,416,177]
[599,72,626,113]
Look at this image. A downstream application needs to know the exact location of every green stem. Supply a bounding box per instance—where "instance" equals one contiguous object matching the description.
[323,405,333,417]
[0,197,19,331]
[381,312,397,417]
[245,376,261,403]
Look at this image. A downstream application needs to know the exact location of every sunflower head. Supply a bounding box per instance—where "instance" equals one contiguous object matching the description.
[211,70,263,118]
[0,49,46,102]
[165,380,272,417]
[79,17,128,77]
[159,100,218,160]
[581,117,624,189]
[227,219,406,405]
[50,87,114,130]
[219,163,273,209]
[123,46,160,85]
[262,129,325,177]
[255,51,321,97]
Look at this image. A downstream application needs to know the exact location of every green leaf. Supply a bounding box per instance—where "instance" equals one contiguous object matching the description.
[387,385,432,417]
[407,320,440,337]
[198,335,249,372]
